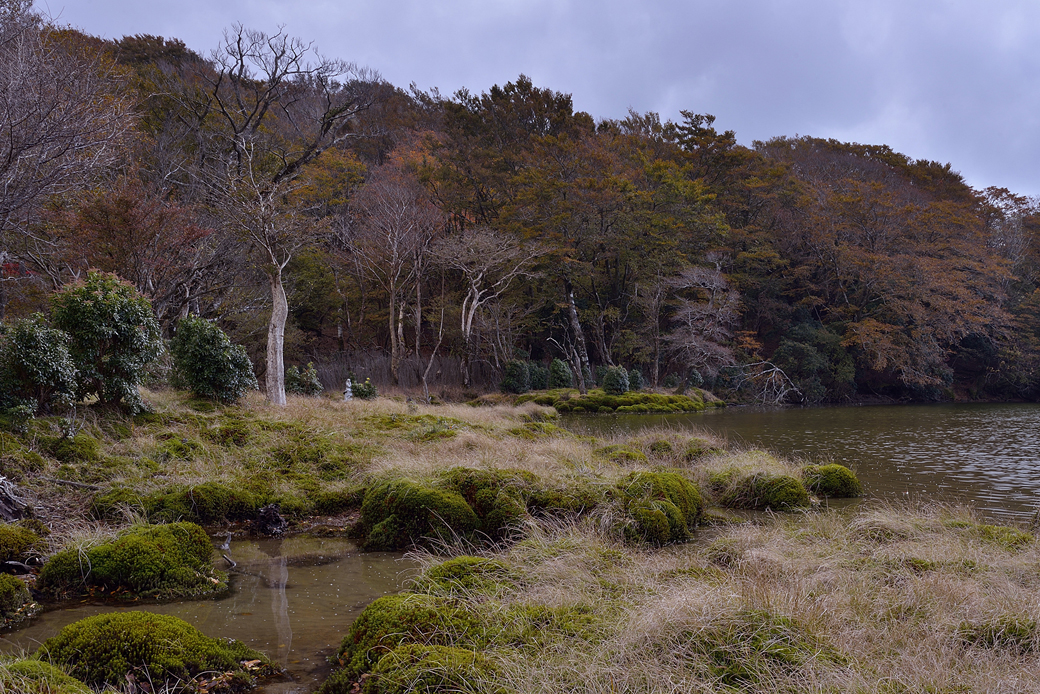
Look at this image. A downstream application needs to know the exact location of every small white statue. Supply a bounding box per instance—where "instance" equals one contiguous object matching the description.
[343,378,353,401]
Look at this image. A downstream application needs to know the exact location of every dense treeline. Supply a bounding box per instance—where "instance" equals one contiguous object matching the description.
[0,2,1037,404]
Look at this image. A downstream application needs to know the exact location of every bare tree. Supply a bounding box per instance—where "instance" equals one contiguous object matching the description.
[430,227,540,387]
[664,265,740,379]
[0,0,132,311]
[184,25,378,405]
[346,167,440,386]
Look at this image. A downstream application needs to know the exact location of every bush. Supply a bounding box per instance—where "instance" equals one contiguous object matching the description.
[285,362,323,396]
[37,522,225,599]
[37,611,268,691]
[801,464,863,498]
[601,366,630,395]
[0,315,77,416]
[358,480,479,550]
[0,660,91,694]
[500,360,530,394]
[528,361,550,390]
[628,368,644,391]
[548,358,573,388]
[170,316,257,404]
[50,272,162,413]
[351,377,378,400]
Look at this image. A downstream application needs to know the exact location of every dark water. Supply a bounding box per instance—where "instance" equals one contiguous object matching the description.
[0,536,417,694]
[564,402,1040,521]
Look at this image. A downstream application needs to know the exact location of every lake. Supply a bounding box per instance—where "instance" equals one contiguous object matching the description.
[564,402,1040,522]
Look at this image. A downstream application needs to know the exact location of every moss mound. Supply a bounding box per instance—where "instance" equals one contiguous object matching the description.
[331,594,481,683]
[802,464,863,498]
[37,522,225,599]
[0,573,30,616]
[709,468,811,511]
[595,444,648,464]
[46,433,101,463]
[89,487,145,520]
[364,644,500,694]
[417,556,515,594]
[438,468,536,540]
[615,471,703,545]
[37,611,269,691]
[0,522,43,562]
[521,388,717,414]
[359,480,479,551]
[0,660,91,694]
[145,482,259,524]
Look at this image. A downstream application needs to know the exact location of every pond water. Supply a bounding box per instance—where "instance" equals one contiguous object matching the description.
[0,536,417,694]
[564,402,1040,521]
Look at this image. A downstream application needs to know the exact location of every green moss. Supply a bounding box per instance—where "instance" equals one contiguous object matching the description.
[438,468,536,540]
[0,574,30,618]
[615,471,703,545]
[595,444,649,464]
[205,418,252,446]
[155,433,202,460]
[46,433,101,463]
[330,594,481,683]
[497,603,599,648]
[709,468,811,511]
[362,644,500,694]
[648,439,673,456]
[0,522,43,562]
[359,480,479,551]
[0,660,91,694]
[802,464,863,498]
[527,483,602,515]
[683,438,723,461]
[958,616,1038,653]
[312,487,366,515]
[508,421,565,439]
[146,482,258,524]
[974,523,1033,550]
[37,522,225,599]
[416,556,515,594]
[89,487,144,520]
[37,611,269,691]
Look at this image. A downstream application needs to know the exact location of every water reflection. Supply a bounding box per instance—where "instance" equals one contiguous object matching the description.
[0,536,416,693]
[564,402,1040,521]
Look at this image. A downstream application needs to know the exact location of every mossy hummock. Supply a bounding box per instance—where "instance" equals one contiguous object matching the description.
[37,611,272,691]
[36,522,225,599]
[615,471,704,545]
[0,659,91,694]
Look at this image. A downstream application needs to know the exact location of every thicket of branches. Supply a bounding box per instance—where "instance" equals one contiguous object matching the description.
[1,2,1038,404]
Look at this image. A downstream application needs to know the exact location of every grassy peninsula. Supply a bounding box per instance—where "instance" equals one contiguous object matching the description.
[0,391,1038,693]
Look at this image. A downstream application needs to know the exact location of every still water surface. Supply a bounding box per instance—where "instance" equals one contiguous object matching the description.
[0,536,417,694]
[564,402,1040,521]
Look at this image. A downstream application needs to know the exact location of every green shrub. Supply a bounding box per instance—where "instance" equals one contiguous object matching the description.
[364,644,499,694]
[349,376,377,399]
[500,360,530,394]
[628,368,644,391]
[50,272,162,413]
[329,594,481,683]
[169,316,258,404]
[37,611,268,691]
[286,362,323,396]
[548,358,573,388]
[601,366,630,395]
[0,660,91,694]
[37,522,224,599]
[616,471,703,545]
[528,362,550,390]
[359,480,479,550]
[0,315,77,416]
[801,464,863,498]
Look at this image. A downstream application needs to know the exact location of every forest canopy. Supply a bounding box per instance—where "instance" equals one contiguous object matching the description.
[1,2,1037,405]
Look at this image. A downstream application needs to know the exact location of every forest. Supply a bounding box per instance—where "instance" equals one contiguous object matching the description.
[1,2,1038,405]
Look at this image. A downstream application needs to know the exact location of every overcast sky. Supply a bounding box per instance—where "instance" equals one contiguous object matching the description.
[49,0,1040,196]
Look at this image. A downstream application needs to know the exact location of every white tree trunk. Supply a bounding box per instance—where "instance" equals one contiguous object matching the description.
[267,269,288,406]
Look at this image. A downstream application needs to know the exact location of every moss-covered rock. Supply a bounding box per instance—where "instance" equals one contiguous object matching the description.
[615,471,703,545]
[801,464,863,498]
[0,660,91,694]
[329,594,482,684]
[36,522,225,599]
[359,480,479,551]
[36,611,270,691]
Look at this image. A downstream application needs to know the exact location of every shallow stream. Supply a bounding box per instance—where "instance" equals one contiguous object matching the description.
[0,536,417,693]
